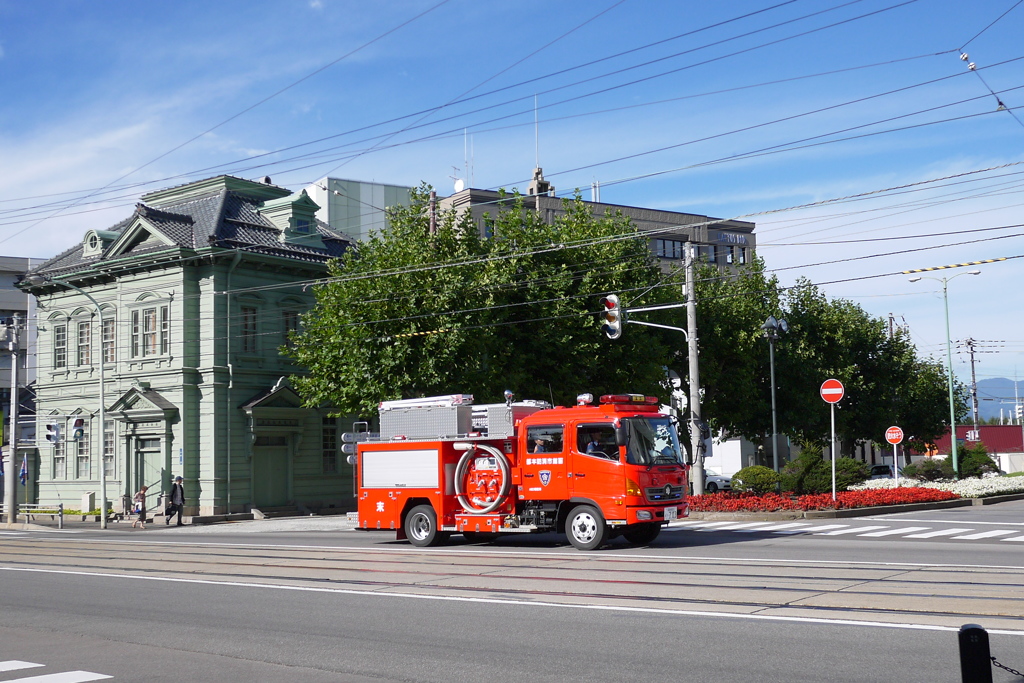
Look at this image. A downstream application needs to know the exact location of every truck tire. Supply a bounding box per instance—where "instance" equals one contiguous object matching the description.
[622,522,662,546]
[405,505,448,547]
[565,504,608,550]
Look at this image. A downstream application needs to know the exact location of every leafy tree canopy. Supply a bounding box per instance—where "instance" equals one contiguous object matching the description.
[289,186,677,415]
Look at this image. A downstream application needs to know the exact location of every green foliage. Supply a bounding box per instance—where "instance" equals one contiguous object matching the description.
[731,465,782,494]
[1004,471,1024,478]
[903,445,999,480]
[901,459,947,481]
[958,443,1000,478]
[288,186,676,414]
[685,260,963,455]
[781,451,869,494]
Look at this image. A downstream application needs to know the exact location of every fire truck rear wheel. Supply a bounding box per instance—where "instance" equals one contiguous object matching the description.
[565,504,608,551]
[622,522,662,546]
[405,505,447,547]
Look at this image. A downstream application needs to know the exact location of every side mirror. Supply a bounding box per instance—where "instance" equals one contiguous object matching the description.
[614,425,627,447]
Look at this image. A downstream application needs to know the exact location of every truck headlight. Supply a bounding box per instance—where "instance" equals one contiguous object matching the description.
[636,510,652,521]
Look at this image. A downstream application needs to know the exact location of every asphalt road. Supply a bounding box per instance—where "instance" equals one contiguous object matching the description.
[1,501,1022,682]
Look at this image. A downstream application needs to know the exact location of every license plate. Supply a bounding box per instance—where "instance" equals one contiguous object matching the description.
[664,506,677,521]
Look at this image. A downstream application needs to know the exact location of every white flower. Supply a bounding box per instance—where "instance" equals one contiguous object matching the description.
[849,476,1024,497]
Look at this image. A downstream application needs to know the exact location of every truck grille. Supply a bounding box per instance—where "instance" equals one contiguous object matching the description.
[645,485,684,501]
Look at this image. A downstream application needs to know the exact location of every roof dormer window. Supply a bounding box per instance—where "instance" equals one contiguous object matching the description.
[82,229,116,258]
[258,189,324,247]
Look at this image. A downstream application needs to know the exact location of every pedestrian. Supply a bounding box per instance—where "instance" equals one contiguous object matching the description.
[131,485,148,529]
[166,476,185,526]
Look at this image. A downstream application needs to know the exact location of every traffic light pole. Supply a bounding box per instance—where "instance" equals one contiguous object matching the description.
[4,315,18,524]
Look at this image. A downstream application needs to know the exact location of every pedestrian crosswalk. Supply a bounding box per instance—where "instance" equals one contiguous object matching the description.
[0,660,111,682]
[665,519,1024,542]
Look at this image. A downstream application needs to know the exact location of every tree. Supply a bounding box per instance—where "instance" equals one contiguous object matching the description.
[288,186,676,415]
[668,261,964,456]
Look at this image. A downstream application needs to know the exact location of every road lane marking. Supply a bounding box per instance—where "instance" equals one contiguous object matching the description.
[876,518,1024,526]
[818,526,889,536]
[3,564,1023,638]
[952,530,1019,540]
[774,524,849,534]
[904,528,974,539]
[857,527,931,537]
[1003,536,1024,542]
[8,673,112,682]
[0,662,44,672]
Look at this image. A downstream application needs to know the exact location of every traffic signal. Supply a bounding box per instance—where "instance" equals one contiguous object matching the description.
[45,422,61,444]
[72,418,85,440]
[599,294,623,340]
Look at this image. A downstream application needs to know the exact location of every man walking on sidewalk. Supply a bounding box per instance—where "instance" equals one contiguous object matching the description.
[166,476,185,526]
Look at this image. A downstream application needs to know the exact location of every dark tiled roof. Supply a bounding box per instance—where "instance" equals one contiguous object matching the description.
[28,180,353,280]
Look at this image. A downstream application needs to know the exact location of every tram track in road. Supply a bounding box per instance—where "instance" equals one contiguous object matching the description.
[2,536,1024,629]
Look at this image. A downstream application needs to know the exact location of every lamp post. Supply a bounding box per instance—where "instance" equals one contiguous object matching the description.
[761,316,788,472]
[25,274,108,528]
[908,269,980,479]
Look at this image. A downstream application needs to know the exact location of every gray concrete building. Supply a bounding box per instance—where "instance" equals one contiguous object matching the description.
[439,168,756,270]
[306,177,413,243]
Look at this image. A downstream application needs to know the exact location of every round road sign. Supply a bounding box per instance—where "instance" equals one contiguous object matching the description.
[885,426,904,445]
[820,378,844,404]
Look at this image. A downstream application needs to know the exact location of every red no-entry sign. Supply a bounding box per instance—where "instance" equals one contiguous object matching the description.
[820,378,844,404]
[885,426,904,445]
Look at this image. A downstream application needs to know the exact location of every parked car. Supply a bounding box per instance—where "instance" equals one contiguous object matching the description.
[868,465,902,479]
[704,471,733,493]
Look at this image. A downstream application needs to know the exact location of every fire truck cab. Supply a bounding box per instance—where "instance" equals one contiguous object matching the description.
[350,393,689,550]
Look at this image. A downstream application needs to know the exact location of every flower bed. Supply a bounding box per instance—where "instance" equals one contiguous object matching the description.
[691,487,959,512]
[851,476,1024,497]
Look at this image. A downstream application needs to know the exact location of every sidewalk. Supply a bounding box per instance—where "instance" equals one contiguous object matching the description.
[5,512,360,534]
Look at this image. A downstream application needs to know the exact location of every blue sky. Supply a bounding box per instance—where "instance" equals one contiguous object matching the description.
[2,0,1023,400]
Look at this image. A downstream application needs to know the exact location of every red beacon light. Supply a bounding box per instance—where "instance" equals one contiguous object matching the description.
[600,394,659,405]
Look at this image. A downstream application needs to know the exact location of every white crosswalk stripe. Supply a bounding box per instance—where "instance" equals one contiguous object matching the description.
[0,661,44,672]
[674,521,1024,541]
[857,527,931,537]
[904,528,974,539]
[734,522,811,533]
[951,529,1020,540]
[0,661,111,682]
[818,525,890,536]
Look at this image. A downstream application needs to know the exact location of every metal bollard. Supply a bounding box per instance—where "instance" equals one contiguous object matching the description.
[58,503,63,530]
[959,623,992,683]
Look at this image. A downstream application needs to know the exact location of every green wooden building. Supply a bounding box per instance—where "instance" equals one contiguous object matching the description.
[20,175,357,517]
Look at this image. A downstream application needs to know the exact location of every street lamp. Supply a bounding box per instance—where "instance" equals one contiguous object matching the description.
[761,315,788,473]
[25,274,109,529]
[908,269,980,479]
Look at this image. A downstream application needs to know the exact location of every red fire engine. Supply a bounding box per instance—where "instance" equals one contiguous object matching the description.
[347,392,689,550]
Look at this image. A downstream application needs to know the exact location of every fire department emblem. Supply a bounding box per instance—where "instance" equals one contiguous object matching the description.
[376,501,385,512]
[539,470,551,486]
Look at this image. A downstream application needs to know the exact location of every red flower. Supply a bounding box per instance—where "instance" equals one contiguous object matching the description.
[689,487,958,512]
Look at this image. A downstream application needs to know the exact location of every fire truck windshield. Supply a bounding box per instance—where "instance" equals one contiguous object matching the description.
[623,417,684,466]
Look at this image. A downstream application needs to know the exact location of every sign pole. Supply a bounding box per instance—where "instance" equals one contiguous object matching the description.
[885,426,904,485]
[820,379,844,502]
[893,443,899,485]
[830,403,836,502]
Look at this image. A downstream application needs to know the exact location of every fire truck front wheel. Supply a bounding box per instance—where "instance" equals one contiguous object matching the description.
[565,504,609,551]
[405,505,449,547]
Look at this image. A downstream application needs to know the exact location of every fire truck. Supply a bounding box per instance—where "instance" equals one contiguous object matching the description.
[347,392,689,550]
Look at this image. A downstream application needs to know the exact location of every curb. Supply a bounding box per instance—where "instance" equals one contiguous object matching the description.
[972,492,1024,505]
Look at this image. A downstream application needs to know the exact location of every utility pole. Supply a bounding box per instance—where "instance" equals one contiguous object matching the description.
[4,314,19,525]
[685,243,704,495]
[961,338,980,435]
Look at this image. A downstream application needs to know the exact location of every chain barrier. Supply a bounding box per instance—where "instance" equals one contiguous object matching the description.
[992,655,1024,678]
